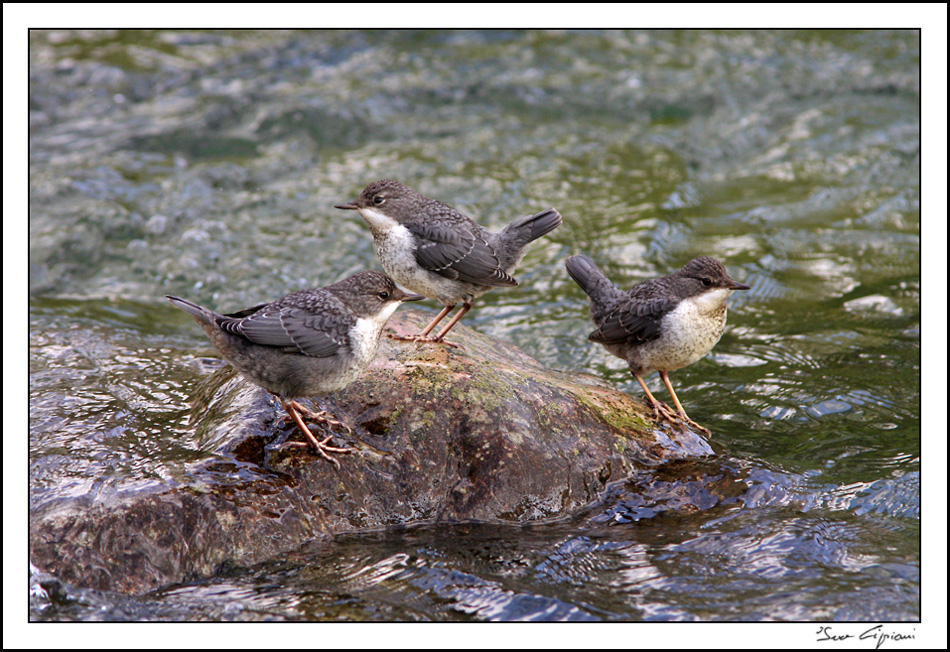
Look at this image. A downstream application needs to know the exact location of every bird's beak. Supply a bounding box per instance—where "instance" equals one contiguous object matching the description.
[334,200,358,210]
[398,290,426,302]
[728,279,751,291]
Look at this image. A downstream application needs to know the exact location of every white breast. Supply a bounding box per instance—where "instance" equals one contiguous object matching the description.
[350,311,390,364]
[630,288,733,373]
[357,207,417,273]
[357,207,471,304]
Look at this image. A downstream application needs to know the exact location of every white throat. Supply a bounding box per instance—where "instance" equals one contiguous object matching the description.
[358,206,402,234]
[690,287,733,316]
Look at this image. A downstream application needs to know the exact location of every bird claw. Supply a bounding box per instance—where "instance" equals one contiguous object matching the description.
[277,399,358,466]
[647,400,711,435]
[280,400,354,433]
[300,407,354,434]
[648,399,679,423]
[280,438,355,467]
[304,434,356,468]
[678,415,712,435]
[280,427,356,467]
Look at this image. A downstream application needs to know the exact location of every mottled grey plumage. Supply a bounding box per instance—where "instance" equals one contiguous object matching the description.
[166,271,423,465]
[336,179,562,344]
[566,255,750,433]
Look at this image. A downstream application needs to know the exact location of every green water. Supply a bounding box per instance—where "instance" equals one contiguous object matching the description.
[28,29,920,623]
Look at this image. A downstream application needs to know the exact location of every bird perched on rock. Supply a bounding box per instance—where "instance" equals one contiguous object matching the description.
[565,255,750,434]
[166,271,423,465]
[335,180,562,345]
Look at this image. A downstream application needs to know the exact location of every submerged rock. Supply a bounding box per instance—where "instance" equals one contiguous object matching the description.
[30,309,715,594]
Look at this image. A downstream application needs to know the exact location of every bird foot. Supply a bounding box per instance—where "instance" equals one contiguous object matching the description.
[648,400,711,435]
[281,433,356,468]
[649,399,680,423]
[386,332,460,349]
[306,434,356,467]
[286,401,355,434]
[677,414,711,435]
[276,399,358,466]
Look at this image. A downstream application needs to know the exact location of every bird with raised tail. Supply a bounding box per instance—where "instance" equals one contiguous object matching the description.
[335,180,562,346]
[166,271,423,465]
[565,255,750,434]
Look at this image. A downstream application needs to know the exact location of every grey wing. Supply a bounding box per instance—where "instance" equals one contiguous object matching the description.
[216,304,350,357]
[408,220,517,287]
[590,296,674,344]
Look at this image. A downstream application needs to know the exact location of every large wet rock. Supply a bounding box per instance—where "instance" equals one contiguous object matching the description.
[30,309,714,594]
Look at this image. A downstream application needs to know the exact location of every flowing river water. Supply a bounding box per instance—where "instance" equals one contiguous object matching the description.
[27,29,921,625]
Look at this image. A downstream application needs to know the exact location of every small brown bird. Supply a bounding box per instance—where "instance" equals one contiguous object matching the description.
[166,271,423,465]
[565,255,750,434]
[335,180,562,345]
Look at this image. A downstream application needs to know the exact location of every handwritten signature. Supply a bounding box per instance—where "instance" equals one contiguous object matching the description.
[817,625,916,649]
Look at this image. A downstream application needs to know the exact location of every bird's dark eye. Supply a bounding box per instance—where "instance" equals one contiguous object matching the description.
[373,195,385,205]
[377,291,390,300]
[701,278,712,287]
